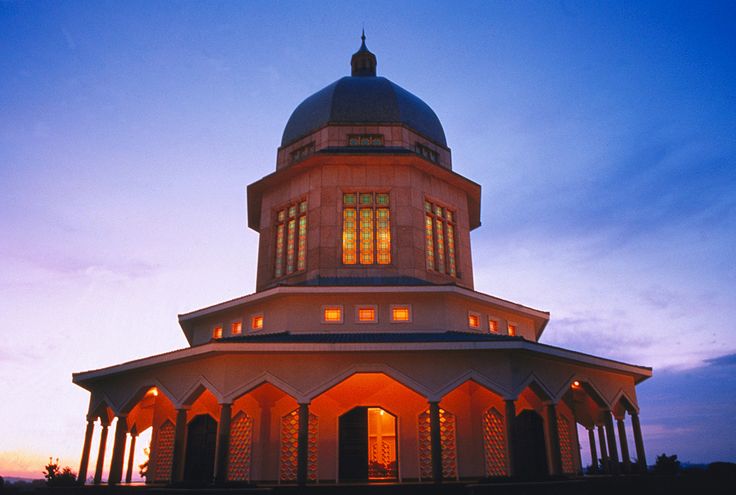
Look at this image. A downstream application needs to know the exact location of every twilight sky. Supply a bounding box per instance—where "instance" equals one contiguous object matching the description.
[1,0,735,478]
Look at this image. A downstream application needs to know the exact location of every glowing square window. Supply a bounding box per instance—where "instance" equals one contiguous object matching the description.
[322,306,343,324]
[251,315,264,330]
[212,325,223,339]
[468,312,480,329]
[488,319,498,333]
[343,193,356,206]
[508,324,517,336]
[391,305,411,323]
[356,305,377,323]
[231,320,243,335]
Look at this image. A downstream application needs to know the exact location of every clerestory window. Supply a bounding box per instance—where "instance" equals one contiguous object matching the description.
[274,200,307,278]
[342,192,391,265]
[424,199,457,277]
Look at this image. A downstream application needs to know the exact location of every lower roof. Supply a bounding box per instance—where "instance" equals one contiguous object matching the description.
[72,331,652,386]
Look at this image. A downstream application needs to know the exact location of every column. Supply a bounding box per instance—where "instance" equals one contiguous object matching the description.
[603,411,620,474]
[587,427,598,472]
[125,427,138,483]
[108,415,129,484]
[630,411,647,472]
[616,417,631,473]
[596,424,608,473]
[171,408,188,483]
[214,403,232,484]
[93,419,110,485]
[296,403,310,485]
[545,403,563,475]
[77,416,96,484]
[429,401,443,483]
[504,399,516,476]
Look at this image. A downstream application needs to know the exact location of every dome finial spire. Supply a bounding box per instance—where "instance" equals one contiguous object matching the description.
[351,30,377,77]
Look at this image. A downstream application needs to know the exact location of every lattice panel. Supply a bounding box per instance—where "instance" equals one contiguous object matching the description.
[153,420,174,482]
[369,440,397,478]
[482,407,508,476]
[418,408,458,480]
[228,411,253,481]
[279,409,318,482]
[557,414,575,474]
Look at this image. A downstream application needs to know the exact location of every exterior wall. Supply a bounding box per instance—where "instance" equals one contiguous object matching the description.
[276,124,452,170]
[255,161,474,291]
[186,289,540,346]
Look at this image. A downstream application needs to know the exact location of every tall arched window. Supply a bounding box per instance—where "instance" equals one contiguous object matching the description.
[274,200,307,277]
[342,193,391,265]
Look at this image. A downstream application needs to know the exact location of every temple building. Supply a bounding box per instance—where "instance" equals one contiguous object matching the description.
[72,35,652,486]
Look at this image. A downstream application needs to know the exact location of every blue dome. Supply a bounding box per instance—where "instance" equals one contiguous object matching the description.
[281,76,447,148]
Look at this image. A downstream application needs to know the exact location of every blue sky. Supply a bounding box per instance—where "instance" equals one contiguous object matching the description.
[1,0,735,477]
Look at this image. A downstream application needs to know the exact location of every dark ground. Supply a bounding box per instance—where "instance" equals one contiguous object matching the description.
[3,467,736,495]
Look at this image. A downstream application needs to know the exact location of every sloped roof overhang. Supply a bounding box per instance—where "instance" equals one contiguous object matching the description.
[72,335,652,390]
[176,284,551,343]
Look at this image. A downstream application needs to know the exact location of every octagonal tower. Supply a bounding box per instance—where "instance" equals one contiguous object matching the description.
[248,35,481,292]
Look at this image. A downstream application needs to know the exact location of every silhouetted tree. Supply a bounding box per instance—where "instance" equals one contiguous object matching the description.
[652,453,680,475]
[43,457,78,486]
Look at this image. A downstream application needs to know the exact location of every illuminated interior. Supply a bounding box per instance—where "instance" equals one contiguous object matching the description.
[391,306,410,322]
[251,315,263,330]
[508,324,516,336]
[468,313,480,328]
[357,306,377,322]
[324,306,343,323]
[231,321,243,335]
[212,326,223,339]
[367,407,398,479]
[342,192,391,265]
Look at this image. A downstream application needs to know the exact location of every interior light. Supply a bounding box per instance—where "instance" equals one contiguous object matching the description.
[572,381,581,389]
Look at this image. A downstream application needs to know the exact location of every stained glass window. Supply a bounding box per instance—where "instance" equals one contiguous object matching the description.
[342,208,357,264]
[342,192,390,265]
[424,199,458,277]
[274,200,307,277]
[360,208,374,264]
[376,208,391,264]
[297,215,307,271]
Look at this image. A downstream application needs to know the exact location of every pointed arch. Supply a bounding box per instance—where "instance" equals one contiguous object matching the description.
[305,364,432,401]
[119,380,177,414]
[611,389,639,414]
[88,392,118,420]
[555,374,610,409]
[224,371,304,403]
[512,372,554,401]
[177,375,225,407]
[433,369,512,401]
